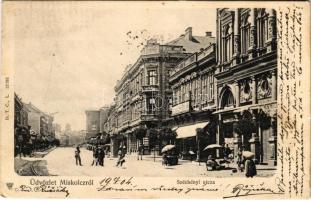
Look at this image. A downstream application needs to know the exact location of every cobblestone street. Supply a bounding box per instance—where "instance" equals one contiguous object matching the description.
[16,147,276,177]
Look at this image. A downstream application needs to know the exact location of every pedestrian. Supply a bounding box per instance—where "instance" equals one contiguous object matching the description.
[116,149,125,167]
[98,147,105,166]
[91,146,99,166]
[244,157,257,178]
[162,152,168,166]
[75,146,82,166]
[206,155,220,171]
[236,147,244,172]
[137,145,143,160]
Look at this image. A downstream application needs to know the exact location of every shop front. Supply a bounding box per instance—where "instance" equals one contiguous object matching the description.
[216,103,277,165]
[175,122,213,161]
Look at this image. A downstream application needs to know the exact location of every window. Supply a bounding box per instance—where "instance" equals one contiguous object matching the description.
[193,79,197,105]
[202,75,207,102]
[223,25,233,62]
[241,14,250,54]
[208,74,214,100]
[148,70,157,85]
[257,9,268,48]
[178,87,181,104]
[91,123,97,131]
[181,84,185,102]
[221,88,234,108]
[147,97,155,114]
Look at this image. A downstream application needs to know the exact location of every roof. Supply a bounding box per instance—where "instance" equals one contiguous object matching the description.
[166,35,215,54]
[24,103,44,114]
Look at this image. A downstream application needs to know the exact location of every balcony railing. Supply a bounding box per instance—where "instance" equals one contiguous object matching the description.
[141,44,184,56]
[171,44,215,77]
[142,85,159,93]
[140,111,159,121]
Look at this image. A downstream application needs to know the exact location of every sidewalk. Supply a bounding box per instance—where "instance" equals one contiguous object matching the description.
[33,146,57,158]
[125,153,276,177]
[14,147,56,175]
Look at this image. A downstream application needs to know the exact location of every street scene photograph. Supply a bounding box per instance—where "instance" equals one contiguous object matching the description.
[13,4,277,178]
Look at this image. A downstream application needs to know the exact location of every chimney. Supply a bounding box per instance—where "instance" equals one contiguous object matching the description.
[205,31,212,37]
[185,27,193,40]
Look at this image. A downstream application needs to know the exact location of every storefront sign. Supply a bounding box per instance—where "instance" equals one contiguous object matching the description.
[172,101,190,115]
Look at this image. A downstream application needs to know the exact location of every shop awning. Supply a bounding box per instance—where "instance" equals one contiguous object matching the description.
[176,122,208,139]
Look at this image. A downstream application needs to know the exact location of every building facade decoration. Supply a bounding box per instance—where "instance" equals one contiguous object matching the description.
[215,8,277,166]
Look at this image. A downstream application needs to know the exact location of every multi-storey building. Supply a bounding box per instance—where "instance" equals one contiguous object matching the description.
[85,110,100,140]
[99,106,110,133]
[14,94,30,155]
[24,102,55,139]
[112,28,215,155]
[214,8,277,165]
[169,43,217,160]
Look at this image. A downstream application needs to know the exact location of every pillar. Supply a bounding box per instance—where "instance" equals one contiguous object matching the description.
[233,9,240,65]
[249,115,260,164]
[235,81,240,107]
[266,9,276,52]
[271,69,277,101]
[216,115,222,145]
[233,124,242,163]
[251,76,257,104]
[268,116,277,166]
[248,9,257,59]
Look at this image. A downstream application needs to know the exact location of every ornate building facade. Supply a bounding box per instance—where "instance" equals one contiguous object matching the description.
[215,8,277,165]
[113,39,189,154]
[110,28,215,155]
[169,43,217,160]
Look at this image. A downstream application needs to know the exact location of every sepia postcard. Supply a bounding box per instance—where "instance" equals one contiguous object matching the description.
[0,1,310,199]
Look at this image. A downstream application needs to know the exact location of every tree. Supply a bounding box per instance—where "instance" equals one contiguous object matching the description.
[234,118,256,150]
[135,127,147,146]
[159,128,177,144]
[148,128,159,149]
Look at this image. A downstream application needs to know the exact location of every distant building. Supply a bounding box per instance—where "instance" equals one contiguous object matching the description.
[24,102,55,140]
[59,134,69,146]
[85,110,100,140]
[53,123,62,138]
[99,106,110,133]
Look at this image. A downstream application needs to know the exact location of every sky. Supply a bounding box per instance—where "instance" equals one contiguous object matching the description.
[9,2,216,131]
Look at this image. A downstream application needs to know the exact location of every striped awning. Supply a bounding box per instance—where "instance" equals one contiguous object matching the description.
[176,122,208,139]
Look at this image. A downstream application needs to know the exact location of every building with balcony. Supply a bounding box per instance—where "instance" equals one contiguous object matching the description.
[169,43,217,161]
[111,27,215,155]
[214,8,277,165]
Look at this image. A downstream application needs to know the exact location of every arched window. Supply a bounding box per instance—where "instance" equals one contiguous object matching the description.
[257,9,269,48]
[241,14,250,54]
[220,87,234,108]
[223,25,232,62]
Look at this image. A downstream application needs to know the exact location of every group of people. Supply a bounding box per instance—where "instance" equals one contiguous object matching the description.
[205,145,257,178]
[236,147,257,178]
[74,145,108,167]
[75,145,127,167]
[91,145,106,166]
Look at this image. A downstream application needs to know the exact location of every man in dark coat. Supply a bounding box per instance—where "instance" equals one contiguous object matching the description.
[75,146,82,166]
[245,158,257,178]
[98,147,105,166]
